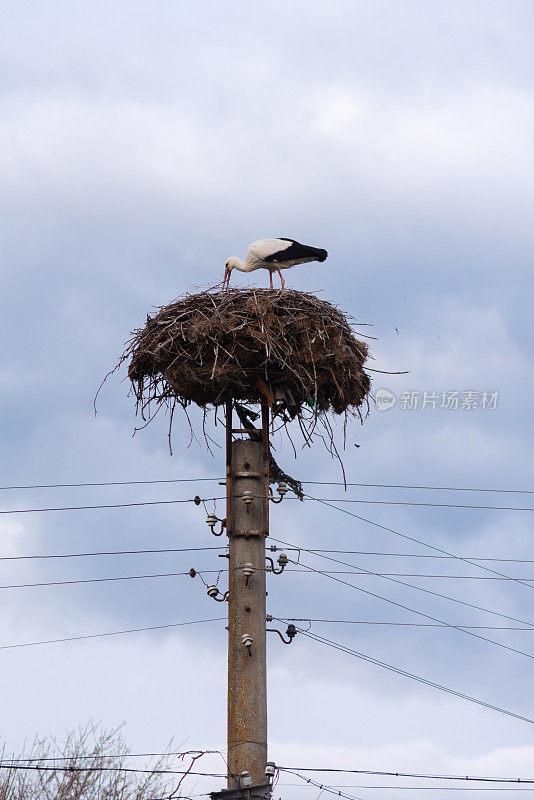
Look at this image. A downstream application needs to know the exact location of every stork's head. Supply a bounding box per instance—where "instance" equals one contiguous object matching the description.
[223,257,240,288]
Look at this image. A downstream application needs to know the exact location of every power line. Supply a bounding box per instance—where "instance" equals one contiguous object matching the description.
[0,478,221,491]
[0,570,225,591]
[283,618,534,631]
[2,478,532,494]
[274,770,365,800]
[4,752,532,787]
[0,497,224,515]
[0,617,225,651]
[298,497,534,512]
[2,493,532,516]
[304,495,534,590]
[0,565,375,591]
[300,548,534,627]
[272,537,534,629]
[278,783,534,791]
[0,546,226,562]
[279,766,534,785]
[13,564,532,593]
[274,773,534,798]
[301,550,534,564]
[0,763,225,776]
[0,546,534,581]
[272,557,534,660]
[19,615,526,653]
[3,547,531,567]
[287,570,534,581]
[300,481,534,495]
[3,749,222,764]
[289,627,534,725]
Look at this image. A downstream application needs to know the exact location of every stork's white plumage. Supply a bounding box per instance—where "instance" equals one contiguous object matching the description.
[223,238,328,289]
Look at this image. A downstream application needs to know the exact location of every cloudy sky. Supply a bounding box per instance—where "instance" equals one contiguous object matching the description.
[1,1,533,797]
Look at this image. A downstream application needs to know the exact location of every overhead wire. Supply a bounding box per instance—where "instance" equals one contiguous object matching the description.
[0,546,226,562]
[286,626,534,724]
[271,554,534,661]
[273,771,534,799]
[286,570,534,581]
[0,570,225,591]
[303,495,534,590]
[3,752,533,787]
[298,550,534,564]
[8,565,534,593]
[273,769,365,800]
[5,617,534,655]
[3,547,531,566]
[2,749,221,764]
[3,480,533,712]
[0,763,225,776]
[300,481,534,495]
[292,497,534,512]
[311,559,534,624]
[1,478,532,494]
[4,494,528,518]
[0,617,226,651]
[1,491,534,517]
[283,618,534,631]
[272,534,534,628]
[4,494,534,514]
[278,766,534,785]
[0,478,221,491]
[277,783,534,791]
[0,497,225,515]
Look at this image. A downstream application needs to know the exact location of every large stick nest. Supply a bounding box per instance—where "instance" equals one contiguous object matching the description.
[124,289,370,420]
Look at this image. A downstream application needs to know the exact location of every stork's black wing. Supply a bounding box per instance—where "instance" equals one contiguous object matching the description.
[264,238,328,263]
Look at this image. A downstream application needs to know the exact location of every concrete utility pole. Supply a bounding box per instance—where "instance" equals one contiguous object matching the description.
[220,398,270,798]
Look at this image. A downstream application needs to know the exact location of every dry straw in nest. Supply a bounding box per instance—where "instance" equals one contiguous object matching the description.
[123,288,371,426]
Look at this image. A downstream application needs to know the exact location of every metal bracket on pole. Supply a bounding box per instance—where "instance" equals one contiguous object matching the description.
[210,784,271,800]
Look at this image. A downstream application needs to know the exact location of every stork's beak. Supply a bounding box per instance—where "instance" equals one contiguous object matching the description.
[223,267,230,288]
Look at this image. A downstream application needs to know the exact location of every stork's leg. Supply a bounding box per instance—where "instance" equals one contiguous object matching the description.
[277,268,285,289]
[269,271,273,289]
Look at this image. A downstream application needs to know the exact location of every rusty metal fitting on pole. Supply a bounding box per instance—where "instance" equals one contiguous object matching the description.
[269,481,288,504]
[266,624,297,645]
[206,513,226,536]
[207,585,229,602]
[265,551,287,575]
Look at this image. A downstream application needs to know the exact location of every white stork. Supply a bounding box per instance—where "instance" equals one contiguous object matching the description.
[223,238,328,289]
